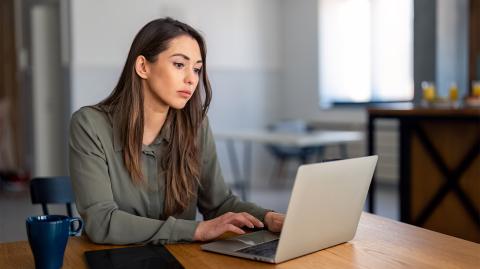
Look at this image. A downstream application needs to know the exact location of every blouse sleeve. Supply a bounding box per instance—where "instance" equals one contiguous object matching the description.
[69,109,198,245]
[197,118,271,222]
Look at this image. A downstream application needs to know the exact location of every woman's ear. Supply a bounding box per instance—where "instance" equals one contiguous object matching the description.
[135,55,149,79]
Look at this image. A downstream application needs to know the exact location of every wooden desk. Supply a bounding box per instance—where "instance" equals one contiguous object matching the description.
[1,213,479,268]
[367,106,480,242]
[215,130,363,200]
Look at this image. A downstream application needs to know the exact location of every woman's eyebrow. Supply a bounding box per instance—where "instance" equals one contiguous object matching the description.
[170,53,203,64]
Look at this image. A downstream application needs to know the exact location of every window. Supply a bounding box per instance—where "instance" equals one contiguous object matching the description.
[319,0,413,106]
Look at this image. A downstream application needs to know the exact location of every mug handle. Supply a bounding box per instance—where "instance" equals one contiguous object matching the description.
[68,217,84,236]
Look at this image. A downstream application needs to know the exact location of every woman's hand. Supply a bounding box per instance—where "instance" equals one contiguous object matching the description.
[264,211,285,233]
[193,212,264,241]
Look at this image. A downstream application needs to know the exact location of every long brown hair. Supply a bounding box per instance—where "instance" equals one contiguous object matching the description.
[98,18,212,216]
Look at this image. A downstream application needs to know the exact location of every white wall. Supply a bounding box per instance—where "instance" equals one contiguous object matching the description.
[70,0,283,128]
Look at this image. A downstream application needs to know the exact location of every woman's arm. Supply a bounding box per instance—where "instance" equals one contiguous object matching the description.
[69,109,198,245]
[196,118,271,222]
[194,119,285,240]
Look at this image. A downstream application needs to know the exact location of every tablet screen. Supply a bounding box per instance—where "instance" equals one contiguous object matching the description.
[85,244,184,269]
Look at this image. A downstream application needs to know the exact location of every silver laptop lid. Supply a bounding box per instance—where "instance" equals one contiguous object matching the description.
[274,155,378,263]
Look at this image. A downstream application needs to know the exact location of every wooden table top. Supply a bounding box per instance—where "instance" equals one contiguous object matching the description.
[1,213,479,269]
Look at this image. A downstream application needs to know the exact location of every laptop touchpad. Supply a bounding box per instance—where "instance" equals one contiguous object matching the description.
[227,231,279,249]
[202,230,279,252]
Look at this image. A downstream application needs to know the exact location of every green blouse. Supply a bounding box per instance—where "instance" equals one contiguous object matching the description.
[69,107,269,245]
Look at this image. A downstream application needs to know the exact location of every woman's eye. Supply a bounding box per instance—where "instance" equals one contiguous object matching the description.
[194,68,202,74]
[173,62,184,68]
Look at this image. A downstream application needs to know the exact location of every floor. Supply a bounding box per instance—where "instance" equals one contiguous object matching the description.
[0,180,398,243]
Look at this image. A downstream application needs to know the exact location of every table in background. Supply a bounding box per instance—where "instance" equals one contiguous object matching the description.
[1,213,479,269]
[367,105,480,242]
[215,130,363,200]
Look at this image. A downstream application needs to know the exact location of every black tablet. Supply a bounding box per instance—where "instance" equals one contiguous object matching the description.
[85,244,184,269]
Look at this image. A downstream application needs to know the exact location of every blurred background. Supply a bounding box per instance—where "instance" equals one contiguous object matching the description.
[0,0,478,243]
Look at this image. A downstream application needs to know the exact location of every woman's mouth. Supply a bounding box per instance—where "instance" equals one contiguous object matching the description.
[177,90,192,98]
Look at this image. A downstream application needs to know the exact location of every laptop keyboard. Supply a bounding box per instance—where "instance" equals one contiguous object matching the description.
[236,239,279,258]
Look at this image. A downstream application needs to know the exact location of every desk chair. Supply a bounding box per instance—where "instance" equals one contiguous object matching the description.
[266,120,323,180]
[30,176,75,217]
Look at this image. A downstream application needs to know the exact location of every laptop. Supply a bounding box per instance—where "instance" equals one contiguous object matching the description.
[201,155,378,264]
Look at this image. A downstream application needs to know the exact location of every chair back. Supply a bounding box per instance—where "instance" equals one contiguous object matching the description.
[30,176,75,217]
[267,120,313,134]
[267,120,317,159]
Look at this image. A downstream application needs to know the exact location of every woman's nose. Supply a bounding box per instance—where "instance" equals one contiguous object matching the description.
[184,69,197,85]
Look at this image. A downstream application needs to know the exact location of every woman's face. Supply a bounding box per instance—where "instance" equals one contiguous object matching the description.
[138,35,203,111]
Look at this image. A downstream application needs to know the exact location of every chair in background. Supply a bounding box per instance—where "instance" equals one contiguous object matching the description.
[266,120,324,181]
[29,176,75,217]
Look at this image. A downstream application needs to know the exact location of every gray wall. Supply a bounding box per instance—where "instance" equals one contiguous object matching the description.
[19,0,71,177]
[413,0,469,103]
[414,0,437,104]
[436,0,469,97]
[278,0,320,120]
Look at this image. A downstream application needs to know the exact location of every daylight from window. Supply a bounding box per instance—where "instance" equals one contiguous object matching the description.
[319,0,414,106]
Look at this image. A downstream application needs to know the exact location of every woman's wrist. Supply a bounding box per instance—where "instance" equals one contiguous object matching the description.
[193,221,206,241]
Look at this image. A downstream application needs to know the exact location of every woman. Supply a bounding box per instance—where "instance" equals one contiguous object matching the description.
[69,17,284,245]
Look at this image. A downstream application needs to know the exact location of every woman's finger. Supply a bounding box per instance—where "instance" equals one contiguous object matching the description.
[241,212,264,228]
[225,224,246,235]
[227,213,255,228]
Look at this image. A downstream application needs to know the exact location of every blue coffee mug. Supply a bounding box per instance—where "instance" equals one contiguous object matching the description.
[26,215,83,269]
